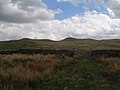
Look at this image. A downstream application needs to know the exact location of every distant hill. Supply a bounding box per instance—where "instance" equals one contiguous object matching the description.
[20,38,32,40]
[0,38,120,50]
[62,37,79,41]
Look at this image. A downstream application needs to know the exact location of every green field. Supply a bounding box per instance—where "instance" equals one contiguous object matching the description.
[0,38,120,90]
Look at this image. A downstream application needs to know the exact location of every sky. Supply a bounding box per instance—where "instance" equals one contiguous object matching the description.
[0,0,120,41]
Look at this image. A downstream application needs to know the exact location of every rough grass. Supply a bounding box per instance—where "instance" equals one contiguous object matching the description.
[97,57,120,73]
[0,39,120,90]
[0,54,83,90]
[96,56,120,90]
[0,54,65,81]
[0,39,120,50]
[0,53,119,90]
[0,40,44,50]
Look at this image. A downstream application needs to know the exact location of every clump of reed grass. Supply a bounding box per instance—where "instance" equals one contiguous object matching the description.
[97,57,120,73]
[0,54,73,82]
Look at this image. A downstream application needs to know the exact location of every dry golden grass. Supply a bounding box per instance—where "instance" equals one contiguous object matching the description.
[0,54,73,82]
[97,57,120,73]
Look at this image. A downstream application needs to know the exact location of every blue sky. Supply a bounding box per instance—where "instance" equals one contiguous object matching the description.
[43,0,84,19]
[43,0,108,20]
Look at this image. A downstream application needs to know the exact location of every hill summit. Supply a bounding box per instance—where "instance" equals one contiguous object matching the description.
[62,37,79,41]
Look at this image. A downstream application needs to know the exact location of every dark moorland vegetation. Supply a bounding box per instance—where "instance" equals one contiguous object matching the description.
[0,38,120,90]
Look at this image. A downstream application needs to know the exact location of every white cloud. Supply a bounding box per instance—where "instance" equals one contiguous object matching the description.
[0,12,120,41]
[0,0,62,23]
[57,0,105,6]
[107,8,115,17]
[52,8,63,14]
[107,0,120,18]
[57,0,81,6]
[0,0,120,41]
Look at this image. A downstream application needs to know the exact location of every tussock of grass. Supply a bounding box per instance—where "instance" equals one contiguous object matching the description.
[0,54,73,82]
[97,57,120,73]
[0,52,120,90]
[0,54,76,90]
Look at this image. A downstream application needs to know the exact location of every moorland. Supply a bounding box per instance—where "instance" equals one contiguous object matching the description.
[0,38,120,90]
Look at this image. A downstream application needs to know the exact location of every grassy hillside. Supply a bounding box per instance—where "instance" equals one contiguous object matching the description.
[0,38,120,90]
[0,38,120,50]
[0,39,48,50]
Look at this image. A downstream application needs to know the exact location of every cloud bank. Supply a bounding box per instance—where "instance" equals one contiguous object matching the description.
[0,11,120,41]
[107,0,120,17]
[0,0,120,41]
[0,0,62,23]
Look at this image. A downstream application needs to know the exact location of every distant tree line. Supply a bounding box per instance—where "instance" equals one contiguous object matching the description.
[0,49,75,57]
[91,50,120,57]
